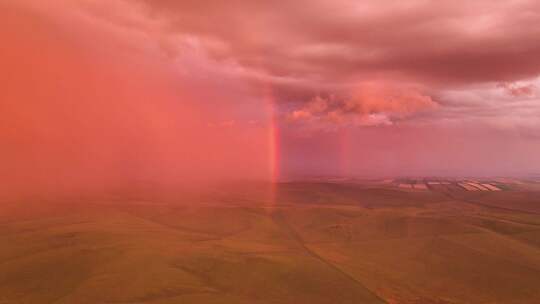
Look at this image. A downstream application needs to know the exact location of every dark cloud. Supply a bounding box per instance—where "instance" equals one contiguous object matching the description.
[135,0,540,85]
[72,0,540,130]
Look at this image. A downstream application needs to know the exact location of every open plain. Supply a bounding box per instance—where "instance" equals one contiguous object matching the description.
[1,179,540,304]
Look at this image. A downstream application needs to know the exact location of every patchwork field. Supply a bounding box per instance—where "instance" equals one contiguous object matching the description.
[1,179,540,303]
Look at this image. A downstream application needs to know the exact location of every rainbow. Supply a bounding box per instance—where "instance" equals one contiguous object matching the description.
[268,108,280,184]
[265,87,280,203]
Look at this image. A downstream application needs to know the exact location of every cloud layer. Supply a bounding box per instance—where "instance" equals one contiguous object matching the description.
[59,0,540,128]
[2,0,540,185]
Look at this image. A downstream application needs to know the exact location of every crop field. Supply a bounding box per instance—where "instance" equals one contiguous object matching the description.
[1,179,540,303]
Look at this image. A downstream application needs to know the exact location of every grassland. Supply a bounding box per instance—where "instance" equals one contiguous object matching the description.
[1,179,540,303]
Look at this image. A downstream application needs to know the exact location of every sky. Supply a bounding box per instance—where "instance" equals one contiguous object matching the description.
[1,0,540,198]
